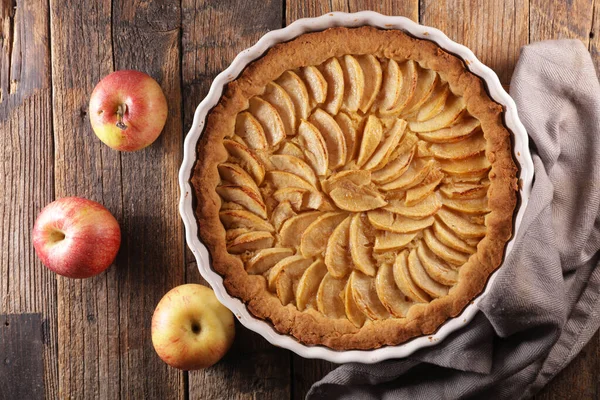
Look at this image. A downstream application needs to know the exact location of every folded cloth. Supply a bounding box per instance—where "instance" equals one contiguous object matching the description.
[307,39,600,400]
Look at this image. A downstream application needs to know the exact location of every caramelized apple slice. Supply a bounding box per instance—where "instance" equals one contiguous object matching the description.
[430,133,486,160]
[442,196,490,214]
[378,59,402,112]
[335,112,361,164]
[300,212,348,257]
[350,213,377,276]
[364,118,407,170]
[350,271,390,320]
[374,231,418,253]
[416,83,450,121]
[223,139,265,184]
[439,154,491,178]
[273,187,307,212]
[324,216,352,278]
[402,67,437,115]
[270,154,318,186]
[248,97,285,146]
[317,273,347,319]
[225,228,250,242]
[279,211,323,247]
[410,95,466,132]
[271,201,296,231]
[296,259,328,310]
[407,249,448,298]
[393,251,430,302]
[277,70,310,120]
[380,60,417,115]
[419,118,481,144]
[432,220,477,254]
[357,54,382,113]
[321,57,345,115]
[356,115,384,168]
[341,55,365,112]
[235,111,268,149]
[321,169,371,194]
[301,65,327,105]
[343,276,366,327]
[375,263,413,317]
[416,241,458,285]
[308,109,347,170]
[246,248,294,275]
[265,170,315,192]
[380,159,435,191]
[218,163,260,195]
[262,81,296,137]
[404,168,444,206]
[329,182,387,212]
[423,228,470,266]
[367,210,434,233]
[277,141,305,158]
[269,255,314,305]
[437,207,486,238]
[371,143,416,184]
[227,231,274,254]
[439,182,489,199]
[384,192,442,218]
[216,185,266,219]
[219,209,274,232]
[297,119,329,176]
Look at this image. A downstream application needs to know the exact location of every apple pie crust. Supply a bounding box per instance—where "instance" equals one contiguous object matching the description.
[191,27,517,350]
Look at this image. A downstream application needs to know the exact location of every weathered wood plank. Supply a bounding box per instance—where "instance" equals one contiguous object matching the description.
[591,0,600,74]
[111,1,185,398]
[419,0,529,86]
[181,1,290,398]
[0,1,59,398]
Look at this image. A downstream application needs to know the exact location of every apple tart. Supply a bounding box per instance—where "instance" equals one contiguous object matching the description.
[192,27,517,350]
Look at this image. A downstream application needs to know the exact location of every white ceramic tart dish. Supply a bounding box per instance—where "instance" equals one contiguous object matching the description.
[179,12,533,363]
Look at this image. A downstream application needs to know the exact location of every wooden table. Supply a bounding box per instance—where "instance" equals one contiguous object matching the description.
[1,0,598,398]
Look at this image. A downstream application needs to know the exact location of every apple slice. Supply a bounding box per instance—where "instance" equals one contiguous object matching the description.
[350,213,377,276]
[267,254,309,290]
[301,65,327,105]
[218,163,260,195]
[273,187,307,212]
[223,139,265,184]
[371,133,418,184]
[248,97,285,146]
[321,57,345,115]
[279,211,323,247]
[357,54,382,113]
[277,70,310,120]
[262,81,296,137]
[409,95,466,133]
[439,153,491,178]
[219,209,274,232]
[375,263,413,317]
[295,259,328,310]
[419,118,481,144]
[300,212,348,257]
[226,231,274,254]
[270,255,314,305]
[380,60,417,116]
[407,248,448,298]
[341,55,365,112]
[384,192,442,218]
[316,273,347,319]
[416,83,450,121]
[380,159,435,191]
[350,271,390,320]
[335,112,361,164]
[277,141,305,158]
[356,115,384,168]
[377,59,402,112]
[216,185,267,219]
[321,169,371,194]
[437,207,486,238]
[271,201,297,231]
[343,276,367,327]
[308,109,347,169]
[235,111,268,149]
[324,216,353,278]
[404,168,444,206]
[270,154,318,186]
[220,202,244,211]
[364,118,407,170]
[297,119,329,176]
[429,133,486,160]
[367,210,434,233]
[402,67,437,115]
[246,247,294,275]
[265,170,315,192]
[329,182,387,212]
[374,231,417,253]
[442,196,490,214]
[393,251,430,302]
[432,220,477,254]
[416,241,458,285]
[225,227,249,242]
[303,191,335,211]
[439,182,489,200]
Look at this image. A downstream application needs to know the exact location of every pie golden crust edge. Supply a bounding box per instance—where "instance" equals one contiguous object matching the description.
[191,27,518,350]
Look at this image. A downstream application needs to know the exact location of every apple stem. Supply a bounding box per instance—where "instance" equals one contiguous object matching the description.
[116,104,128,130]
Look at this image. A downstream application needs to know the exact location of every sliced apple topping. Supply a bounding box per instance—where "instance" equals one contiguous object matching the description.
[375,263,413,317]
[297,119,329,176]
[324,216,353,278]
[423,228,468,266]
[351,270,390,320]
[300,212,348,257]
[218,163,260,196]
[343,276,367,327]
[277,141,305,158]
[301,65,327,105]
[273,187,307,211]
[402,66,437,115]
[356,115,384,168]
[437,207,486,238]
[246,248,294,275]
[442,196,490,214]
[416,241,458,285]
[357,54,382,113]
[380,159,435,191]
[219,209,274,232]
[223,139,265,184]
[248,97,285,146]
[235,111,268,149]
[374,231,418,253]
[364,118,407,170]
[330,183,387,212]
[384,192,442,218]
[432,220,477,254]
[304,191,335,211]
[378,59,402,113]
[317,273,347,319]
[269,255,314,305]
[407,248,448,298]
[335,112,361,164]
[295,259,328,310]
[409,95,466,133]
[429,132,486,160]
[371,135,417,184]
[404,168,444,206]
[276,70,310,120]
[380,60,417,116]
[321,57,345,115]
[278,211,323,247]
[439,153,491,178]
[216,185,266,219]
[393,251,430,302]
[439,182,489,200]
[227,231,274,254]
[308,109,347,169]
[341,55,365,112]
[416,83,450,121]
[270,154,318,186]
[271,201,297,231]
[262,81,296,137]
[265,170,315,192]
[368,210,434,233]
[225,227,249,242]
[349,213,377,276]
[419,117,481,144]
[321,169,371,194]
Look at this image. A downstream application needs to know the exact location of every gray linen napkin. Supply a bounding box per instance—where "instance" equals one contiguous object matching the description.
[307,39,600,400]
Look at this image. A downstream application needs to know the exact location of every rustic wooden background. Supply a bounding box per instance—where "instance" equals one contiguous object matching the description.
[1,0,598,398]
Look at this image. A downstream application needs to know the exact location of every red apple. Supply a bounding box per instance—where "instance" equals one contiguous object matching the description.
[32,197,121,278]
[152,284,235,370]
[89,70,168,151]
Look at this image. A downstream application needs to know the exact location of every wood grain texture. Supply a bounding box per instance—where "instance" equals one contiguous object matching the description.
[530,0,594,43]
[181,1,291,398]
[0,1,59,398]
[591,0,600,74]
